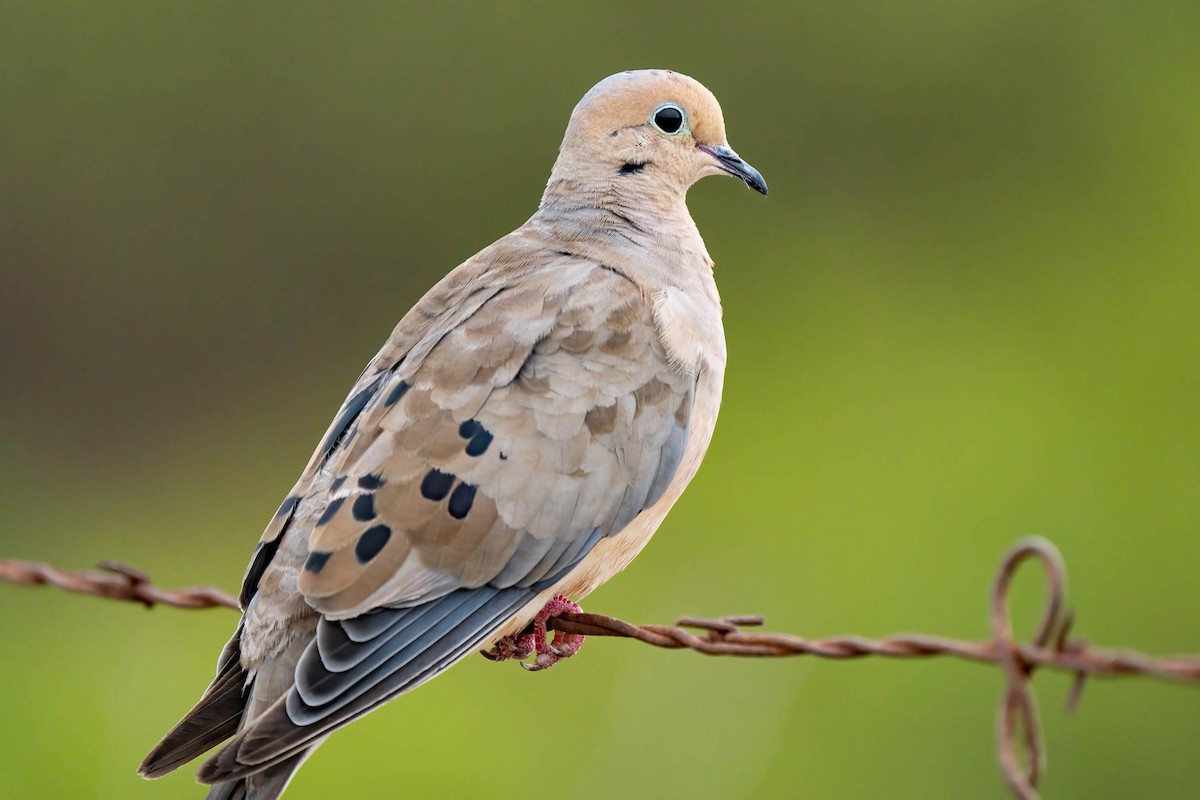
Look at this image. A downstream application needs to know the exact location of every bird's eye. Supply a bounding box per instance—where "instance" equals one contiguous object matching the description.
[650,103,686,135]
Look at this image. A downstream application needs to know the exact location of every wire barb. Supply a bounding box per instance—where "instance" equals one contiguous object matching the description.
[0,558,239,610]
[2,538,1198,799]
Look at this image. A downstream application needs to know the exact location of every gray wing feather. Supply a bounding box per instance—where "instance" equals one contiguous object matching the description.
[644,411,689,508]
[199,586,534,781]
[531,525,605,590]
[294,589,503,707]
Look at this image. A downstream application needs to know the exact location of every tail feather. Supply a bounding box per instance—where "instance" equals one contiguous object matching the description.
[140,629,250,779]
[206,779,247,800]
[205,748,315,800]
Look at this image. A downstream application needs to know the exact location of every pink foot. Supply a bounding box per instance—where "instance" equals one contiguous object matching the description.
[526,594,585,671]
[481,594,585,671]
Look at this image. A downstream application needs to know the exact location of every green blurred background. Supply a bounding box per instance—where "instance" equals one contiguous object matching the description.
[2,2,1198,798]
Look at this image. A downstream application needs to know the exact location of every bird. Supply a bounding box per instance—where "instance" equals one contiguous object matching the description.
[138,68,767,799]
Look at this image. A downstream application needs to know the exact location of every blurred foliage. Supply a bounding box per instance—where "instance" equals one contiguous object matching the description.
[2,2,1199,798]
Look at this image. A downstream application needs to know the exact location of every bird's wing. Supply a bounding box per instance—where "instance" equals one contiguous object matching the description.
[306,249,695,616]
[202,246,697,781]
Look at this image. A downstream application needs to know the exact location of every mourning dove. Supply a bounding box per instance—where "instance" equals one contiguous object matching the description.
[139,68,766,799]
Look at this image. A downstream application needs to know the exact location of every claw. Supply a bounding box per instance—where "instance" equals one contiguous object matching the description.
[482,594,585,670]
[523,595,585,671]
[481,632,536,661]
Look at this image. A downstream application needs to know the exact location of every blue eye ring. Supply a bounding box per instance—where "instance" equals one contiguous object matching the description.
[650,103,687,135]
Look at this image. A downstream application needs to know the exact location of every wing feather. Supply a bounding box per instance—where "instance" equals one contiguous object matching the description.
[199,587,535,782]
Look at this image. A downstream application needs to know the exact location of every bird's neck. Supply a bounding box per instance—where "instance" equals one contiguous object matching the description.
[528,166,725,377]
[533,172,709,272]
[539,164,688,215]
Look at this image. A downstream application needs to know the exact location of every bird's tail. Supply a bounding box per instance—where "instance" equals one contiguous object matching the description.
[205,749,314,800]
[139,626,250,780]
[140,623,320,799]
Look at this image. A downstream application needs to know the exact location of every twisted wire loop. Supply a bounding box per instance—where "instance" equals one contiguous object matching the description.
[988,537,1067,800]
[3,539,1200,799]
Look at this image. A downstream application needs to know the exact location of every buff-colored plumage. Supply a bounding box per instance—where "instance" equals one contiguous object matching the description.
[139,69,766,799]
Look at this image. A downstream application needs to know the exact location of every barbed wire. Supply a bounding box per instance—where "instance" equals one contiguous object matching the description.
[2,537,1198,798]
[0,558,240,609]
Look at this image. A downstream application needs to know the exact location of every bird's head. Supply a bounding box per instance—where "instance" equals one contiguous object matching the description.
[548,69,768,202]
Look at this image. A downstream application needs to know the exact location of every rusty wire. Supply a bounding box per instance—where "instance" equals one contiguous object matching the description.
[2,537,1198,799]
[0,558,240,610]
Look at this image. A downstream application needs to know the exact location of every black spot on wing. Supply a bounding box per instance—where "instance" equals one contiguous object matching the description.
[305,551,332,574]
[240,537,281,607]
[352,494,376,522]
[420,470,454,501]
[383,380,410,408]
[241,494,299,606]
[447,483,476,519]
[358,474,385,491]
[355,525,391,563]
[466,428,492,457]
[274,495,299,520]
[317,496,346,526]
[319,375,384,463]
[457,419,493,455]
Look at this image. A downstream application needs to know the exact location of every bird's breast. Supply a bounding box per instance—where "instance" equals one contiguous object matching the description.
[652,280,727,377]
[565,269,726,596]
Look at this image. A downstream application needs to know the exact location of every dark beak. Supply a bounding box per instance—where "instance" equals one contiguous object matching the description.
[699,143,768,196]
